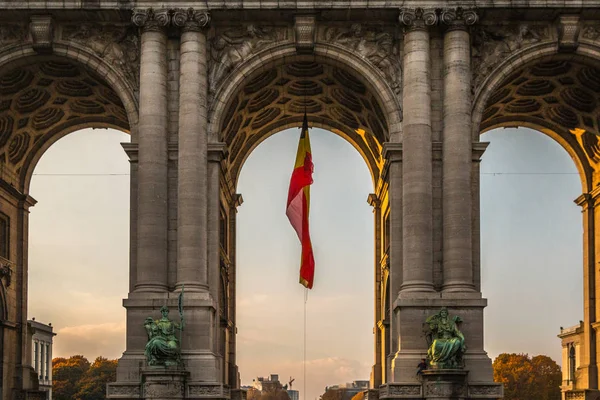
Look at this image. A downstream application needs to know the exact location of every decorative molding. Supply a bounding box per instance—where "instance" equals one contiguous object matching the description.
[468,383,504,398]
[379,383,422,398]
[143,381,184,398]
[208,142,227,162]
[295,14,316,53]
[29,15,54,53]
[106,383,141,397]
[173,8,210,32]
[557,15,581,52]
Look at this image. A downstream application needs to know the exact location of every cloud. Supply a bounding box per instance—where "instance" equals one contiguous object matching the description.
[54,322,126,361]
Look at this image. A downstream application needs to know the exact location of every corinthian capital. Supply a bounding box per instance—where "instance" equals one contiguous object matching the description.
[399,8,438,30]
[172,8,211,32]
[132,8,171,32]
[440,8,479,30]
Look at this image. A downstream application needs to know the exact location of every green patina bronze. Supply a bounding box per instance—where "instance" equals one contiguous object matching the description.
[144,305,184,367]
[425,307,465,369]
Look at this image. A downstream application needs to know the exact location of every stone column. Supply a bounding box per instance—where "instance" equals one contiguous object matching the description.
[368,192,383,387]
[575,191,599,390]
[440,9,478,292]
[399,8,437,292]
[132,9,170,292]
[173,9,211,292]
[208,143,226,354]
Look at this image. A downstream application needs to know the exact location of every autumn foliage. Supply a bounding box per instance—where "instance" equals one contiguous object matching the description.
[492,353,561,400]
[53,355,117,400]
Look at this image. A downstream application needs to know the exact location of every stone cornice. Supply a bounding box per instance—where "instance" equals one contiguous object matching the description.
[208,142,227,162]
[472,141,489,161]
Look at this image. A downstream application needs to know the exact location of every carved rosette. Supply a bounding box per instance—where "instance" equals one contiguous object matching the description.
[398,8,438,31]
[173,8,211,32]
[132,8,171,32]
[440,8,479,30]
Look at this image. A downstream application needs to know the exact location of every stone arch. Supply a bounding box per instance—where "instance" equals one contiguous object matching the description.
[0,41,138,192]
[472,42,600,192]
[208,42,402,188]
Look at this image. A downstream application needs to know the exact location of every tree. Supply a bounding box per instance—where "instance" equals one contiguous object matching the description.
[52,355,90,400]
[74,357,118,400]
[493,353,561,400]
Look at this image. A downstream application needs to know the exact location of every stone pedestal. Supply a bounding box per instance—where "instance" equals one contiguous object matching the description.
[379,370,503,400]
[107,366,230,400]
[142,368,188,399]
[421,370,467,399]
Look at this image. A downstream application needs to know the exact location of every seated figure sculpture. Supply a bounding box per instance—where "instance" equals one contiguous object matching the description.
[144,305,184,366]
[425,307,465,369]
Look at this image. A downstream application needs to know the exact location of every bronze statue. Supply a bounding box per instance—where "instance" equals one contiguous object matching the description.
[144,305,184,367]
[424,308,465,369]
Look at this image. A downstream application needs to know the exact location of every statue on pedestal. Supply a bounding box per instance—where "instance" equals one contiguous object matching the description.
[144,289,185,367]
[424,308,465,369]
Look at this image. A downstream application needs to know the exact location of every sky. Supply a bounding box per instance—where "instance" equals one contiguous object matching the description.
[27,126,582,400]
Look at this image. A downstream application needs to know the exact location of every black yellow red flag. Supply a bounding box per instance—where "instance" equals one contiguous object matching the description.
[286,113,315,289]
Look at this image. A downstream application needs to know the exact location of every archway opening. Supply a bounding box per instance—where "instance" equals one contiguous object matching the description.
[480,127,582,364]
[477,55,595,385]
[236,127,374,400]
[215,56,393,400]
[0,54,132,399]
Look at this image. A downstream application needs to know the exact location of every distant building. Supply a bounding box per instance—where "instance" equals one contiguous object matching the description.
[558,322,583,400]
[324,380,369,400]
[251,374,298,400]
[28,319,56,400]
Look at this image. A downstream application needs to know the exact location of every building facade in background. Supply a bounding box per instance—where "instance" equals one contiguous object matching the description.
[29,319,55,400]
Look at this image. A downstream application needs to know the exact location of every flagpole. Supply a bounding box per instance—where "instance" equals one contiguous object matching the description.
[304,288,308,400]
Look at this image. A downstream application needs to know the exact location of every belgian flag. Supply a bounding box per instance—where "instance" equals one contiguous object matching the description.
[286,113,315,289]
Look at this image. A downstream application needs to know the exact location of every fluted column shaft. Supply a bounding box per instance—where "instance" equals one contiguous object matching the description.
[134,14,169,292]
[176,12,211,291]
[401,14,435,292]
[442,11,477,291]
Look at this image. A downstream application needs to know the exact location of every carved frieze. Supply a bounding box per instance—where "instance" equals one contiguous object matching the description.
[107,384,141,397]
[379,383,421,398]
[320,24,401,95]
[472,23,551,91]
[468,384,503,397]
[208,25,288,93]
[144,381,184,398]
[62,23,140,87]
[0,23,27,46]
[188,384,230,397]
[424,381,466,397]
[582,24,600,41]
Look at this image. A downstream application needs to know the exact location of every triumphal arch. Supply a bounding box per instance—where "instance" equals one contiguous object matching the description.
[1,1,600,399]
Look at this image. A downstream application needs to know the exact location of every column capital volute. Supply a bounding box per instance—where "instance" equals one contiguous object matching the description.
[440,8,479,31]
[399,8,438,31]
[132,8,171,33]
[173,8,211,32]
[208,142,227,162]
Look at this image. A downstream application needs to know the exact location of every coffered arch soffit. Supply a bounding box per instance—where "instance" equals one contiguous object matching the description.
[473,41,600,192]
[209,41,403,189]
[0,43,137,192]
